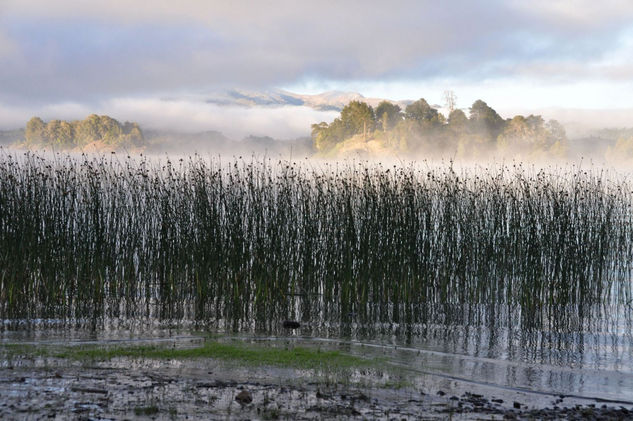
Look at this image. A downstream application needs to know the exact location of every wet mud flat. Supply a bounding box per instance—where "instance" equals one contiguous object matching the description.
[1,356,632,420]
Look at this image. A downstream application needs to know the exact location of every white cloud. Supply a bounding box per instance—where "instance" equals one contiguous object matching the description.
[3,1,631,100]
[104,98,338,138]
[1,1,633,112]
[511,0,633,27]
[0,101,90,128]
[0,97,338,138]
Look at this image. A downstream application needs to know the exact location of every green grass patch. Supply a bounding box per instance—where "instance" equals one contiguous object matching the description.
[134,406,159,416]
[0,343,50,358]
[1,339,375,371]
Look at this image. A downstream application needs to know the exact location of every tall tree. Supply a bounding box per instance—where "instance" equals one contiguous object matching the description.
[469,100,505,139]
[76,114,102,144]
[375,101,402,132]
[311,121,332,151]
[448,109,468,129]
[340,101,375,139]
[98,115,122,144]
[23,114,145,149]
[405,98,438,124]
[45,120,74,146]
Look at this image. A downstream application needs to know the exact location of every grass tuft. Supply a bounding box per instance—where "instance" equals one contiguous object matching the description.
[1,339,374,370]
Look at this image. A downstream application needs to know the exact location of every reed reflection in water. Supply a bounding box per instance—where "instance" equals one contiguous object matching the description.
[0,152,631,367]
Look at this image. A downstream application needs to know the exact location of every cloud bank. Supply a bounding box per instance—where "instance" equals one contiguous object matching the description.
[1,1,632,133]
[0,98,338,139]
[2,1,633,101]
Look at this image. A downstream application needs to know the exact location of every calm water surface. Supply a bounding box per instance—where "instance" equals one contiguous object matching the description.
[2,302,632,404]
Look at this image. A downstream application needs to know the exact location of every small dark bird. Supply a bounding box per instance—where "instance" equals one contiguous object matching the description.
[282,320,301,329]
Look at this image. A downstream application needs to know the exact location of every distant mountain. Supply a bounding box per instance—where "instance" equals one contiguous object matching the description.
[203,89,413,112]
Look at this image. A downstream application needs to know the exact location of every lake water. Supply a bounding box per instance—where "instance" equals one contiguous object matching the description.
[2,300,632,405]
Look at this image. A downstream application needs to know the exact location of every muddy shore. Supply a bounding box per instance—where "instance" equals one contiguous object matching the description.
[1,353,632,420]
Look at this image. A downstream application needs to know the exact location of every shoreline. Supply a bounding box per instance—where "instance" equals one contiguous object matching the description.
[1,338,632,420]
[1,363,631,420]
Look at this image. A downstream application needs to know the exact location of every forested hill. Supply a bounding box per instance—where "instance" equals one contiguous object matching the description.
[23,114,144,150]
[311,99,568,159]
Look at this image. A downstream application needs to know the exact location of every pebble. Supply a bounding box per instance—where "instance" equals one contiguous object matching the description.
[235,390,253,406]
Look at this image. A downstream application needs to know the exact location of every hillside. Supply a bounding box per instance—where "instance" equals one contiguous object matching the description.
[203,89,412,111]
[311,98,568,160]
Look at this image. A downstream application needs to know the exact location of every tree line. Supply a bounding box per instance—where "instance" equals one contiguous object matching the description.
[311,98,567,158]
[25,114,144,149]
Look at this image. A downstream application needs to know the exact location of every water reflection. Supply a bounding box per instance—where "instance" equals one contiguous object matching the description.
[2,299,632,402]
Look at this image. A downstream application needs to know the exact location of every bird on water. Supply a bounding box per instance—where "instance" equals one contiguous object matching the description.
[282,320,301,329]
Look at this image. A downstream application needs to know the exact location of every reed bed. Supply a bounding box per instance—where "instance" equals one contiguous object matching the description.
[0,151,631,335]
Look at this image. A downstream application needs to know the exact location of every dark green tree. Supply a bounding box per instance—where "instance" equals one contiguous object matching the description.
[404,98,439,124]
[469,100,505,139]
[340,100,375,138]
[310,101,376,151]
[375,101,402,131]
[312,120,344,151]
[447,109,468,129]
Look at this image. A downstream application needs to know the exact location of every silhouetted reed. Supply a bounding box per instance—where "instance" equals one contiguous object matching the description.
[0,151,631,335]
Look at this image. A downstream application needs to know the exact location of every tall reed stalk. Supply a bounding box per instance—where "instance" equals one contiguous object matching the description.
[0,152,631,335]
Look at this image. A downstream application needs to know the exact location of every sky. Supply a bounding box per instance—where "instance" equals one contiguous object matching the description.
[1,0,633,137]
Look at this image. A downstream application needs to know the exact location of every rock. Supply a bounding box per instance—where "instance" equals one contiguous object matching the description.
[513,401,522,409]
[282,320,301,329]
[355,393,369,402]
[235,390,252,406]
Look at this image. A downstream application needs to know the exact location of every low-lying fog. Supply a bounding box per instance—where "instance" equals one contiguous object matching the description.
[2,93,633,167]
[0,98,338,140]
